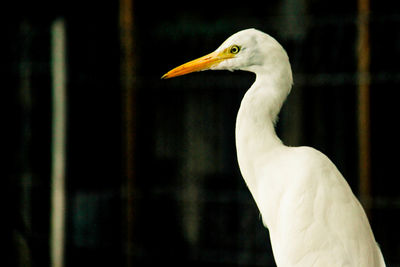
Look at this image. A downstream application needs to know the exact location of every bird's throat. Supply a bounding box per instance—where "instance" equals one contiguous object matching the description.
[235,76,288,200]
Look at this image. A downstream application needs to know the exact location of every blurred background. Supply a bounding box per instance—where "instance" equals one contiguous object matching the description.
[4,0,400,266]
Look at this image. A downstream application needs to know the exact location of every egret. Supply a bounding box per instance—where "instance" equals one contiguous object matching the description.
[162,28,385,266]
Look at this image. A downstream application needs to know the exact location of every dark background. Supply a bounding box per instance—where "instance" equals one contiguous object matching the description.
[3,0,400,266]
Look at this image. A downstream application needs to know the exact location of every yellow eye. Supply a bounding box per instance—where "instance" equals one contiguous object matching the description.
[230,45,240,54]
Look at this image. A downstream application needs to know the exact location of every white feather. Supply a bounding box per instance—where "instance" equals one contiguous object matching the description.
[164,28,386,266]
[226,29,385,266]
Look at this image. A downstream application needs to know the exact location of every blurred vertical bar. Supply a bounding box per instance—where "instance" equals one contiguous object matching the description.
[119,0,136,266]
[50,18,67,267]
[356,0,371,213]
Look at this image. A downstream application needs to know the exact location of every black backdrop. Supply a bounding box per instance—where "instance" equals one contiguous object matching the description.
[4,0,400,266]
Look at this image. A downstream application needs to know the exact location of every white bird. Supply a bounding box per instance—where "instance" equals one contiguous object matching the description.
[162,28,385,267]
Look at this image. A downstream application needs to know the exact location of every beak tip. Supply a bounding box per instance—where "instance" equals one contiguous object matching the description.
[161,72,171,79]
[161,50,222,80]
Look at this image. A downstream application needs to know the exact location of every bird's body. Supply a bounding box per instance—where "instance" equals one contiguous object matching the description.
[163,28,385,266]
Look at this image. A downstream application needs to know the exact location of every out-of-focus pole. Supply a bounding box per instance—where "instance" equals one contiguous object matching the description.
[50,18,67,267]
[119,0,137,266]
[356,0,371,214]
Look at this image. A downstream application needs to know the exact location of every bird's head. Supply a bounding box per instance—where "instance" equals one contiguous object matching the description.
[162,28,291,81]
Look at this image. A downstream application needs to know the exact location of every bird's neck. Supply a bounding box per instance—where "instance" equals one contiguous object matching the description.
[235,72,291,200]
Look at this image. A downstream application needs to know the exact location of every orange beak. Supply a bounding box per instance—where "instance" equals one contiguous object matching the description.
[161,49,234,79]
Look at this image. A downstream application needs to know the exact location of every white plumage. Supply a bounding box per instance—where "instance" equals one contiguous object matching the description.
[163,28,385,266]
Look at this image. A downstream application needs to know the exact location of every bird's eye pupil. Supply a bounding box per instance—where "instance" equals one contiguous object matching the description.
[230,45,240,54]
